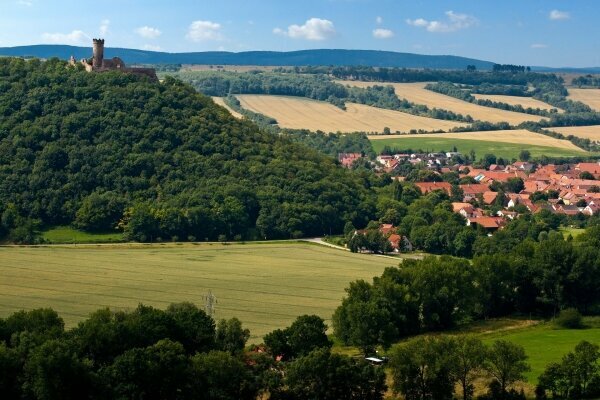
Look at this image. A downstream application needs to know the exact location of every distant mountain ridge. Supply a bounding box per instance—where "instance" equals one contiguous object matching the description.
[0,45,495,69]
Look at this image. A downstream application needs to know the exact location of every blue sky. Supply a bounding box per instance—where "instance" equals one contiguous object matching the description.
[1,0,598,67]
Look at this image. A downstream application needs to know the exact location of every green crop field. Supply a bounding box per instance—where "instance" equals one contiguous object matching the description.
[479,319,600,382]
[370,137,587,160]
[0,243,394,341]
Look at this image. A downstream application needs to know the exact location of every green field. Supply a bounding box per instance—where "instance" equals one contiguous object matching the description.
[41,226,124,244]
[479,319,600,382]
[0,243,394,340]
[370,137,587,160]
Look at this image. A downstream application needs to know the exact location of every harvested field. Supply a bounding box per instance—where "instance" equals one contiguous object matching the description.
[550,125,600,142]
[212,96,244,119]
[472,94,562,112]
[368,130,584,150]
[236,95,467,133]
[567,88,600,111]
[339,81,547,125]
[0,242,393,340]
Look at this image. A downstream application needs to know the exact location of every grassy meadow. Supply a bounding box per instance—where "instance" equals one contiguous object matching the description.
[369,136,587,160]
[479,318,600,382]
[0,242,394,340]
[41,226,124,244]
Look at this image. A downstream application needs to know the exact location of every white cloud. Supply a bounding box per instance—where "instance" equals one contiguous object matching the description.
[136,26,162,39]
[186,20,223,41]
[376,16,383,25]
[531,43,548,49]
[407,10,478,33]
[99,19,110,36]
[549,10,570,20]
[17,0,33,6]
[373,28,394,39]
[41,30,90,45]
[143,44,162,51]
[274,18,336,41]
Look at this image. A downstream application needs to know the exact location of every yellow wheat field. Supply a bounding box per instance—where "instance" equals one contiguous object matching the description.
[212,97,244,119]
[339,81,547,125]
[236,95,468,133]
[549,125,600,142]
[472,94,562,112]
[567,88,600,111]
[368,129,585,151]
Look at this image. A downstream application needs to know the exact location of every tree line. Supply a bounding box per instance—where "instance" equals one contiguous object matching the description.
[333,225,600,353]
[0,306,386,399]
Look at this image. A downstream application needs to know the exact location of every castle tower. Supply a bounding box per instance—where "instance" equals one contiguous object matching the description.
[92,39,105,69]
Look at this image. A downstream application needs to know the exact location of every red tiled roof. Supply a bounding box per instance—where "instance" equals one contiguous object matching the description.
[415,182,452,194]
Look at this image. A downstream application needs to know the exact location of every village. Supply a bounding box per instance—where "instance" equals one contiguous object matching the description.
[340,151,600,253]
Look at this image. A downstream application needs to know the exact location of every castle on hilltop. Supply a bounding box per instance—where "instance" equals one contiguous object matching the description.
[70,39,157,81]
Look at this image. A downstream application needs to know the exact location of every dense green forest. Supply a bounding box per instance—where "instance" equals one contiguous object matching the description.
[0,58,376,242]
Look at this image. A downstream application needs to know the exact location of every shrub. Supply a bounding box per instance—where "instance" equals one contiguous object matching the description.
[555,308,583,329]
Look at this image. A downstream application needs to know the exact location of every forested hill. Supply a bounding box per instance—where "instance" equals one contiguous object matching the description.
[0,57,374,242]
[0,45,495,69]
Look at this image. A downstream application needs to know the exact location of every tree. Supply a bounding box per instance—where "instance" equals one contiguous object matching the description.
[166,302,216,354]
[22,339,94,400]
[389,336,456,400]
[519,150,531,162]
[286,315,332,357]
[451,336,487,400]
[393,180,403,201]
[285,347,386,400]
[215,317,250,354]
[190,350,254,400]
[102,339,191,400]
[484,340,531,395]
[580,171,595,180]
[75,191,126,232]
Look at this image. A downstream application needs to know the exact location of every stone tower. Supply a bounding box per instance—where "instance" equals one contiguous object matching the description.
[92,39,105,69]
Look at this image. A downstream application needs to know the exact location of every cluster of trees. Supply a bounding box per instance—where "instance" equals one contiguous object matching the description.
[333,225,600,352]
[323,66,557,85]
[283,130,375,159]
[538,341,600,399]
[572,75,600,88]
[492,64,532,73]
[0,307,386,400]
[0,57,377,243]
[390,336,531,400]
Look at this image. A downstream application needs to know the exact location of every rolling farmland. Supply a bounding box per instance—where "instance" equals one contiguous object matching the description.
[567,88,600,111]
[0,243,393,340]
[236,95,467,133]
[369,130,587,159]
[212,96,244,119]
[339,81,547,124]
[472,93,562,112]
[550,124,600,141]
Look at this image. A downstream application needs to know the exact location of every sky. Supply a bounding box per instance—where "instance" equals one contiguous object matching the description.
[1,0,599,67]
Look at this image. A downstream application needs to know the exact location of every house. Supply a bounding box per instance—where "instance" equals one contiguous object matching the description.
[388,234,413,253]
[466,216,506,231]
[339,153,362,168]
[415,182,452,195]
[379,224,395,236]
[583,203,600,216]
[575,162,600,178]
[460,184,490,196]
[497,210,518,220]
[482,191,499,205]
[509,161,535,173]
